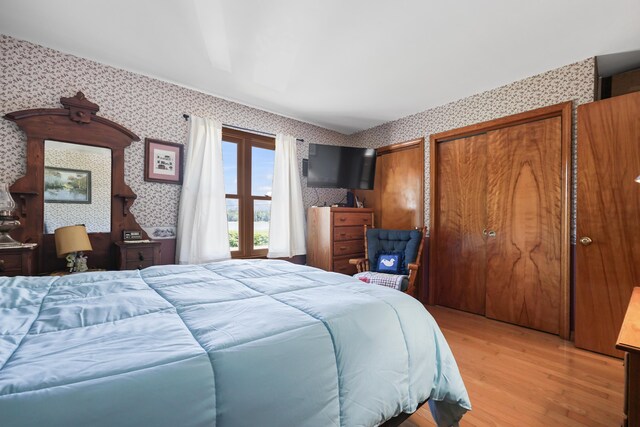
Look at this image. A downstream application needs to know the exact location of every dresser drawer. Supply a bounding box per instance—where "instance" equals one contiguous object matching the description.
[333,257,358,276]
[333,226,366,241]
[125,258,153,270]
[333,212,372,227]
[116,241,161,271]
[334,240,364,256]
[125,246,155,262]
[0,253,22,274]
[125,259,154,270]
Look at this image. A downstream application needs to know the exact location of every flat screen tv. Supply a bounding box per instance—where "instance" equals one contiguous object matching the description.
[307,144,377,189]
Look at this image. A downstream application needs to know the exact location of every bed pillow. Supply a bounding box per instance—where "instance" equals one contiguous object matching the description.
[375,251,404,274]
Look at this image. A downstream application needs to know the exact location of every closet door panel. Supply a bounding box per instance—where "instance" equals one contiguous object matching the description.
[576,92,640,357]
[485,117,562,334]
[435,134,487,314]
[380,147,423,229]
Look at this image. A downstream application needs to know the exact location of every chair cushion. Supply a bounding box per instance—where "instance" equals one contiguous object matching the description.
[367,228,422,275]
[354,271,409,291]
[375,251,404,274]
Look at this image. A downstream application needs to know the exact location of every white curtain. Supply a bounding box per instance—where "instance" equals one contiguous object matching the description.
[267,134,306,258]
[176,116,231,264]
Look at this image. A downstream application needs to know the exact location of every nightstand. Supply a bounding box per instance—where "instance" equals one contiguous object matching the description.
[115,241,161,270]
[0,244,37,276]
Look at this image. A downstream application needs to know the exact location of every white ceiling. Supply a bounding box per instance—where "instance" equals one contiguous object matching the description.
[1,0,639,134]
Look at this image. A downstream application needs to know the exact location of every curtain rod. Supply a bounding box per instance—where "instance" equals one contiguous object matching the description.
[182,114,304,142]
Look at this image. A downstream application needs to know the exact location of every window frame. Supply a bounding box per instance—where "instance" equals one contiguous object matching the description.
[223,128,275,258]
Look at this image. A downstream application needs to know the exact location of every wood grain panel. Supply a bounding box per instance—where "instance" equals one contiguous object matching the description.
[306,207,332,271]
[485,117,562,334]
[430,102,571,337]
[354,138,423,230]
[379,143,424,229]
[576,91,640,358]
[434,134,487,314]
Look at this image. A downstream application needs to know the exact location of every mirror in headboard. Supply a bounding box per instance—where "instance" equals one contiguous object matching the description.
[4,92,147,273]
[44,140,112,234]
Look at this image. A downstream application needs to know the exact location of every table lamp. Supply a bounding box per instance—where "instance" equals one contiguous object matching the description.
[0,182,21,246]
[55,225,93,272]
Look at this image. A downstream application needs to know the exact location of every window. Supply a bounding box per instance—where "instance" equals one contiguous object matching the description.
[222,128,275,258]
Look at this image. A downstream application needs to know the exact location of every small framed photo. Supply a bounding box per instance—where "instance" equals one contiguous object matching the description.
[44,167,92,203]
[144,138,184,184]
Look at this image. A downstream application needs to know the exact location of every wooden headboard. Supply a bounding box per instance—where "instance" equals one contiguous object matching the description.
[4,92,147,273]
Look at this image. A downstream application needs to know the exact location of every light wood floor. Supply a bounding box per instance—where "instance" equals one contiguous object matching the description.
[401,305,625,427]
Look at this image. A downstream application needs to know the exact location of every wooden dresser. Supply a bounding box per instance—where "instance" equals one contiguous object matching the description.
[617,287,640,427]
[307,207,373,275]
[0,245,37,276]
[115,241,161,270]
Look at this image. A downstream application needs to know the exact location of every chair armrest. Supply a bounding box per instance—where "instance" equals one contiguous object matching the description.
[406,263,420,298]
[349,257,369,273]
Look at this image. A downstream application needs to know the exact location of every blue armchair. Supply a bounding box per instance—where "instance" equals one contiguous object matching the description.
[349,225,426,298]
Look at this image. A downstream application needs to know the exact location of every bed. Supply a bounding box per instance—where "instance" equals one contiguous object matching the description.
[0,259,470,426]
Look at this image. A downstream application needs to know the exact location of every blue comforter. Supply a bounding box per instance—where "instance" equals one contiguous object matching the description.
[0,259,470,426]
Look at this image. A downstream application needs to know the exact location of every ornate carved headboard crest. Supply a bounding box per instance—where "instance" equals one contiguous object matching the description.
[60,92,100,124]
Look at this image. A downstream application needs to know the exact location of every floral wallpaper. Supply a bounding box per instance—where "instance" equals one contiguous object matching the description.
[0,35,350,230]
[1,34,595,241]
[348,58,596,241]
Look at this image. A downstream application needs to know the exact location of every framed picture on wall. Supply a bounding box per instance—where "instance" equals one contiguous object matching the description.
[44,167,92,203]
[144,138,184,184]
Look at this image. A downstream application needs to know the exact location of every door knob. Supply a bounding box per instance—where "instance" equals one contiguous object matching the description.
[579,236,593,246]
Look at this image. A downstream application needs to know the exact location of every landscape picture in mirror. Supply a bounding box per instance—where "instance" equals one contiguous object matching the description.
[307,144,376,189]
[44,167,91,203]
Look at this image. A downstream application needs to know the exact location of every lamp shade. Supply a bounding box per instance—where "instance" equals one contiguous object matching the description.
[54,225,93,258]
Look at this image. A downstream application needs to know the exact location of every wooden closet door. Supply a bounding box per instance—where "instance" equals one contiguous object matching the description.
[379,146,424,229]
[435,134,487,314]
[485,117,562,334]
[576,92,640,357]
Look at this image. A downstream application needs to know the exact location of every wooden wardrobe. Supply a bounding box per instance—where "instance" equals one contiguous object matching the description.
[429,103,571,338]
[575,91,640,357]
